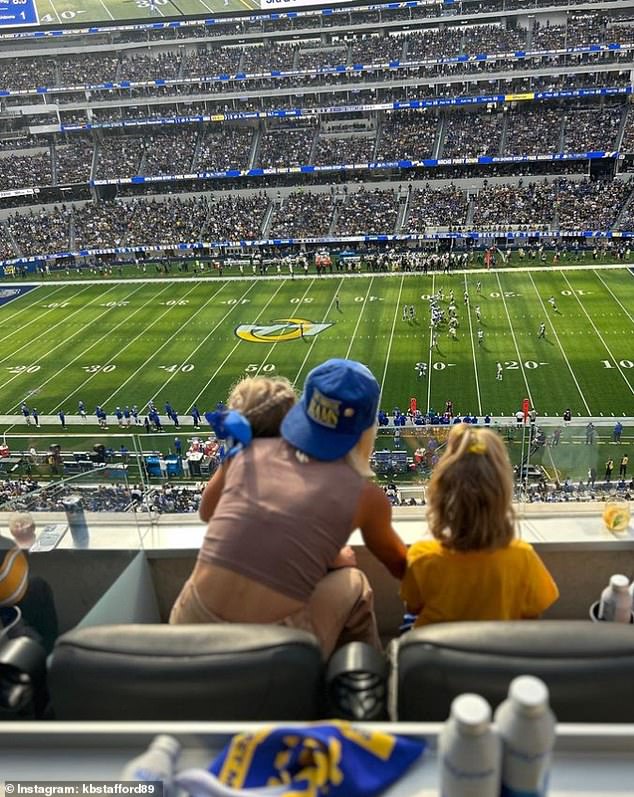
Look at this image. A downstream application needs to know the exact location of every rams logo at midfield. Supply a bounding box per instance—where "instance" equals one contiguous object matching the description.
[235,318,333,343]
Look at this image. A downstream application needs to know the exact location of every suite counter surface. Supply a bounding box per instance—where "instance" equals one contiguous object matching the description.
[2,502,632,552]
[1,723,633,795]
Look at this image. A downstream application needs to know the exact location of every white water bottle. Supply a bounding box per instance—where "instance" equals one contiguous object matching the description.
[120,735,181,789]
[495,675,556,797]
[598,574,632,622]
[439,693,501,797]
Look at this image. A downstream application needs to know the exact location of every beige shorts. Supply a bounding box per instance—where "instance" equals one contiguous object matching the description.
[169,567,380,659]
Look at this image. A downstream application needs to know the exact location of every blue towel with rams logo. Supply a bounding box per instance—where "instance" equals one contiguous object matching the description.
[208,721,425,796]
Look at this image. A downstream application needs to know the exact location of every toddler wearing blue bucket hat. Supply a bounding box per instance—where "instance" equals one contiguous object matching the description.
[170,358,406,658]
[281,358,380,462]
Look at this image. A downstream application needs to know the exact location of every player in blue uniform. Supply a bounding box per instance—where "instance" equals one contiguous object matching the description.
[191,405,201,429]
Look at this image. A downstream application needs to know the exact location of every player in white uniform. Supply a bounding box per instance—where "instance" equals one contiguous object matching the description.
[477,329,484,346]
[538,322,546,339]
[496,362,503,380]
[415,362,427,378]
[475,305,481,322]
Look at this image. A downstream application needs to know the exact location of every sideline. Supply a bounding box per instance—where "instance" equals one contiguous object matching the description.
[0,262,633,289]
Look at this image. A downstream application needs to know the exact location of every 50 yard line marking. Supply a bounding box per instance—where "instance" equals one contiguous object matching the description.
[344,276,374,360]
[255,279,315,377]
[496,273,533,407]
[464,273,482,416]
[293,278,345,386]
[561,271,634,397]
[427,274,435,413]
[379,274,404,402]
[527,271,591,415]
[189,280,290,410]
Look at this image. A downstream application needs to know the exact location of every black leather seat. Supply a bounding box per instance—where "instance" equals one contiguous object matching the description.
[48,624,323,720]
[392,621,634,722]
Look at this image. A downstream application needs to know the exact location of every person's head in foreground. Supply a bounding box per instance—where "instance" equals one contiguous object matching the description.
[427,423,514,551]
[281,357,380,476]
[227,375,297,437]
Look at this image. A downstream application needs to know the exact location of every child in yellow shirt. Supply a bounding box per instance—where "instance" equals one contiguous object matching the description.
[401,423,559,627]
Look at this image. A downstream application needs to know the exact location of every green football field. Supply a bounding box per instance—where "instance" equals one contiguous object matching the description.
[35,0,258,28]
[0,265,633,421]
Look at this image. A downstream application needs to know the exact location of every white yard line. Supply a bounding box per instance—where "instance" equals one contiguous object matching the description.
[0,286,62,331]
[46,0,62,23]
[2,284,121,388]
[0,284,94,353]
[50,283,176,413]
[527,271,592,415]
[560,271,634,398]
[496,273,534,407]
[6,285,144,412]
[255,279,316,377]
[464,273,482,416]
[103,281,233,408]
[293,278,345,387]
[426,274,435,414]
[344,277,374,360]
[97,0,115,20]
[196,0,215,10]
[379,274,404,403]
[593,270,634,326]
[189,280,290,410]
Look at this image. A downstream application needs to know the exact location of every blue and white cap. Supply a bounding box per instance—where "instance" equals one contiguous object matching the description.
[281,358,380,461]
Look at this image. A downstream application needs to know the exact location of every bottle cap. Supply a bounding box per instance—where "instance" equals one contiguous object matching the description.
[450,693,491,733]
[509,675,549,715]
[609,574,630,592]
[152,735,181,759]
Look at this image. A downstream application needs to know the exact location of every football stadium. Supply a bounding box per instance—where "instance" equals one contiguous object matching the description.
[1,0,634,786]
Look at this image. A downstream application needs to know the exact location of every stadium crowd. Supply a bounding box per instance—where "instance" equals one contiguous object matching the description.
[0,12,629,103]
[194,127,254,172]
[258,125,317,168]
[3,176,634,260]
[269,191,336,238]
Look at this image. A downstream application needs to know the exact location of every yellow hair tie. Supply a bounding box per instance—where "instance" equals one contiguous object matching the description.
[468,439,487,455]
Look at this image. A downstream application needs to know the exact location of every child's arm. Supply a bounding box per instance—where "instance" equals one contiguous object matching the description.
[354,482,408,579]
[198,462,228,523]
[400,562,423,615]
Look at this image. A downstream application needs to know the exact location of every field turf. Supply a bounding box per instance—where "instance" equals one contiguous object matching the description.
[34,0,259,28]
[0,265,633,423]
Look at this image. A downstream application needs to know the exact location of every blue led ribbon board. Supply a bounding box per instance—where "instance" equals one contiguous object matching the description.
[0,0,38,27]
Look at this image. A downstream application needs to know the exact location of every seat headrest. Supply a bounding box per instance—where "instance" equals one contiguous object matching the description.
[393,621,634,723]
[49,624,323,721]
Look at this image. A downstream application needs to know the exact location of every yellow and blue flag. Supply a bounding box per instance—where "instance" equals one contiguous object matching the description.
[208,721,425,797]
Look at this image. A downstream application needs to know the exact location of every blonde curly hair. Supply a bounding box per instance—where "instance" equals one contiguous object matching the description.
[227,376,297,437]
